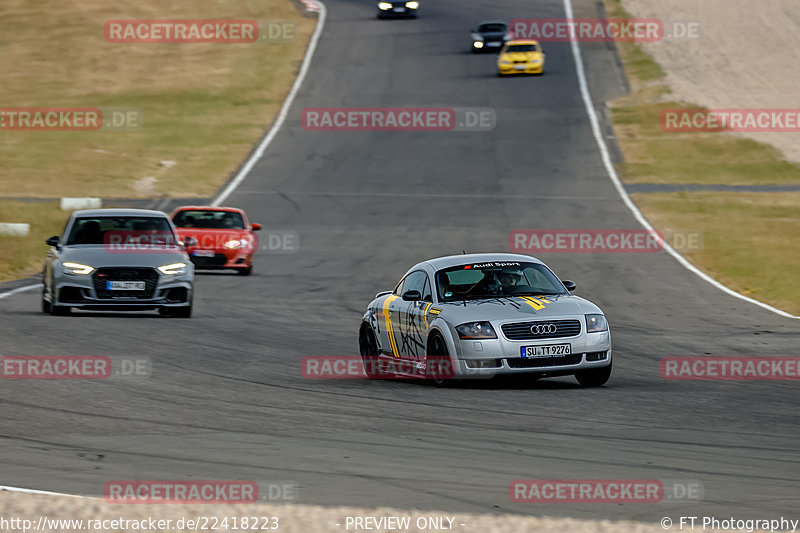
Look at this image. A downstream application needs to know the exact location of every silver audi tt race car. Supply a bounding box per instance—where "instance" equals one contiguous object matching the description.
[359,253,612,386]
[42,208,195,317]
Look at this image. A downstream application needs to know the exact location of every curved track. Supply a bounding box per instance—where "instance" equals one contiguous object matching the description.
[1,0,798,522]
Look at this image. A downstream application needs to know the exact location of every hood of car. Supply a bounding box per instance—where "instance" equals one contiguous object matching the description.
[432,294,601,324]
[59,245,189,268]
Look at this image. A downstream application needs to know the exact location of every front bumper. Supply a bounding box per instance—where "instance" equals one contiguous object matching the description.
[53,269,193,309]
[186,248,253,270]
[473,40,504,51]
[450,324,611,377]
[498,63,544,75]
[377,4,418,16]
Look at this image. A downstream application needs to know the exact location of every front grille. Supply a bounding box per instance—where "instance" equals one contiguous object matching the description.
[92,268,158,300]
[190,254,228,268]
[502,319,582,340]
[507,354,582,368]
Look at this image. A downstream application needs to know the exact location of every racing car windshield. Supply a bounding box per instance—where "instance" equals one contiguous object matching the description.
[506,44,538,52]
[478,23,507,32]
[65,216,177,246]
[173,210,245,230]
[435,261,568,301]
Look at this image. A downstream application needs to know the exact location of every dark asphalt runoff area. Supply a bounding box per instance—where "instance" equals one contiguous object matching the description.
[0,0,798,523]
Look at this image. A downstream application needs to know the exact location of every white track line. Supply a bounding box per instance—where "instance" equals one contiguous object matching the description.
[562,0,799,320]
[0,485,86,498]
[0,2,326,304]
[211,0,327,206]
[0,283,38,300]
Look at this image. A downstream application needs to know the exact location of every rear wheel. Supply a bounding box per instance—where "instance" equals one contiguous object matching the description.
[425,332,454,386]
[575,361,612,387]
[359,325,382,379]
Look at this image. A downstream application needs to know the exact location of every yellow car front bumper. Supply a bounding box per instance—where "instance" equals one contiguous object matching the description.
[498,63,544,75]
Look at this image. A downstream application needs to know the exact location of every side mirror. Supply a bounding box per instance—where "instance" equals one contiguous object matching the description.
[251,223,262,231]
[401,290,422,302]
[182,237,198,248]
[46,236,60,247]
[562,280,576,292]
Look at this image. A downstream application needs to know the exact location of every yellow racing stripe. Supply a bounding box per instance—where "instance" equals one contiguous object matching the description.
[518,296,545,310]
[382,295,400,356]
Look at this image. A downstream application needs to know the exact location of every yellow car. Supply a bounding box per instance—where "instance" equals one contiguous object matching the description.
[497,39,545,76]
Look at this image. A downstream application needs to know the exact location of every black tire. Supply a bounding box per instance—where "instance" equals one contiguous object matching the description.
[359,325,382,379]
[575,361,612,387]
[425,332,454,386]
[41,284,51,314]
[237,266,252,276]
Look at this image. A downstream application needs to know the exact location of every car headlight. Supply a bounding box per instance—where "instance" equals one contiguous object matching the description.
[500,59,511,64]
[158,262,188,275]
[378,2,392,9]
[586,314,608,333]
[473,41,484,48]
[531,59,541,64]
[223,238,249,249]
[63,262,94,275]
[405,1,419,8]
[456,321,497,339]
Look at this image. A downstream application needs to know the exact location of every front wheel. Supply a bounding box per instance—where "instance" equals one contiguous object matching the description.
[359,325,382,379]
[575,361,612,387]
[425,332,455,386]
[41,284,51,314]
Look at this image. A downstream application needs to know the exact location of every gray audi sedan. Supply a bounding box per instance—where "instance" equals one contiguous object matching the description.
[42,208,194,317]
[359,253,612,386]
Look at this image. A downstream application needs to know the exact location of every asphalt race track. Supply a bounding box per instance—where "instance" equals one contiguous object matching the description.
[1,0,798,523]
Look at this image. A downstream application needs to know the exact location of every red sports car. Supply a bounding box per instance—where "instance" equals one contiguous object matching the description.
[170,206,261,275]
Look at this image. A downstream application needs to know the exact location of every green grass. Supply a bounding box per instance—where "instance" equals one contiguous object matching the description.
[0,0,315,281]
[0,0,315,198]
[633,192,800,315]
[0,202,71,282]
[605,0,800,314]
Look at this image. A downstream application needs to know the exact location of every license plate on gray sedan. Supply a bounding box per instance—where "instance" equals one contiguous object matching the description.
[106,281,145,291]
[521,344,571,357]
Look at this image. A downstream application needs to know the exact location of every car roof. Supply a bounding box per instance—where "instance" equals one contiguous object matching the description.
[477,20,507,26]
[421,253,543,271]
[71,208,169,218]
[173,205,245,214]
[506,39,540,45]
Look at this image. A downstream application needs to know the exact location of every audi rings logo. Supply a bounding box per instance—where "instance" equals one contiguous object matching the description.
[531,324,557,335]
